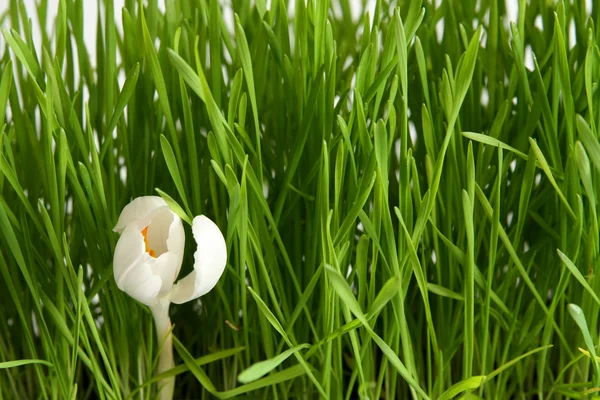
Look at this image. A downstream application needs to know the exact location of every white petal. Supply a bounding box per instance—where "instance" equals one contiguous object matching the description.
[113,224,146,284]
[151,252,182,295]
[169,215,227,304]
[149,210,186,293]
[114,225,162,305]
[145,207,179,257]
[117,259,162,306]
[113,196,167,233]
[166,213,185,264]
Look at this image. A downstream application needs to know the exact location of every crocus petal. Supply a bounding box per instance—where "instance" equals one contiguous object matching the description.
[147,208,186,293]
[113,196,167,233]
[144,206,183,258]
[151,252,182,295]
[165,211,185,275]
[118,260,163,306]
[114,225,162,305]
[113,224,147,284]
[169,215,227,304]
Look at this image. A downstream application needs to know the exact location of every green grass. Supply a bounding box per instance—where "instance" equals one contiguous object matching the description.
[1,0,600,398]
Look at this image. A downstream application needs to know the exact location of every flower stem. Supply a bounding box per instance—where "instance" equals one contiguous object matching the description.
[151,302,174,400]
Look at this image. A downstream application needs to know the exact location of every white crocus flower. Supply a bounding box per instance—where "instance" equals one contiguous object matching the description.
[112,196,227,400]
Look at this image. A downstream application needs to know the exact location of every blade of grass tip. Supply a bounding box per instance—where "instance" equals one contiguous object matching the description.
[461,131,528,160]
[210,159,227,186]
[529,54,562,169]
[509,22,533,105]
[0,359,54,369]
[253,0,267,18]
[574,141,599,250]
[368,276,402,317]
[483,345,554,382]
[578,348,600,363]
[220,365,306,398]
[451,26,482,124]
[557,250,600,307]
[167,49,232,165]
[568,304,600,387]
[237,344,310,384]
[584,39,597,135]
[227,69,244,127]
[437,376,486,400]
[514,146,538,248]
[54,0,67,63]
[159,135,192,216]
[155,188,192,225]
[404,1,425,40]
[1,28,43,83]
[576,115,600,174]
[333,171,376,245]
[363,59,398,104]
[261,21,283,67]
[528,138,575,218]
[427,284,464,301]
[106,62,139,135]
[415,38,431,110]
[575,141,596,211]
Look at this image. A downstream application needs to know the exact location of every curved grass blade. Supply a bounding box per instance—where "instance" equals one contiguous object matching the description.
[237,344,310,384]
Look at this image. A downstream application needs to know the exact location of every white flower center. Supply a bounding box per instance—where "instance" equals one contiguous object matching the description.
[142,209,173,258]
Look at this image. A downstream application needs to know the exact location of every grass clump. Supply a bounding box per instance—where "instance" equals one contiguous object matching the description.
[1,0,600,398]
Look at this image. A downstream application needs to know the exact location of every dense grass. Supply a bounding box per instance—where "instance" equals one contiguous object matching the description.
[1,0,600,398]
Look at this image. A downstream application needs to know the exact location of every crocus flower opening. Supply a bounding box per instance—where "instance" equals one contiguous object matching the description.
[113,195,227,307]
[112,196,227,400]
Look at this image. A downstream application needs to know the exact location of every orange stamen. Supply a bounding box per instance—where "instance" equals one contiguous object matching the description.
[141,226,157,258]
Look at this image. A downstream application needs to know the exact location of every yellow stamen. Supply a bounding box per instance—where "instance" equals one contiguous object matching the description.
[141,226,157,258]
